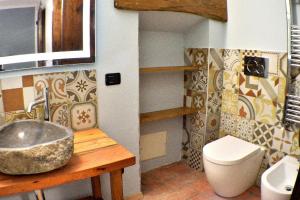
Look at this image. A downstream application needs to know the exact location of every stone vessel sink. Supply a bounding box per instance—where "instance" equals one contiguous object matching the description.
[0,120,74,175]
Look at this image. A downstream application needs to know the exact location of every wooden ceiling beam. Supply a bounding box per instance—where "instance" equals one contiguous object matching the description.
[114,0,227,22]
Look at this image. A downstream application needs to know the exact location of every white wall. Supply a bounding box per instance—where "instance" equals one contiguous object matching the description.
[184,0,287,52]
[0,0,141,200]
[184,20,209,48]
[209,0,287,51]
[139,31,184,172]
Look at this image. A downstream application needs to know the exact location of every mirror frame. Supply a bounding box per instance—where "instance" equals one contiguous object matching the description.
[0,0,95,70]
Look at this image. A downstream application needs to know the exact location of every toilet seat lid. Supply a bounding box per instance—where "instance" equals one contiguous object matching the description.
[203,135,261,165]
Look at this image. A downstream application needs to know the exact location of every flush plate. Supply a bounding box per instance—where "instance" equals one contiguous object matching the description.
[244,56,268,78]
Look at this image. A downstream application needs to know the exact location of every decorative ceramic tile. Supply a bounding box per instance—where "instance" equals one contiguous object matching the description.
[268,149,286,166]
[253,121,274,148]
[257,74,280,104]
[221,90,239,115]
[222,70,239,93]
[256,165,267,186]
[0,83,3,114]
[191,70,208,92]
[191,112,206,134]
[0,75,35,112]
[291,132,300,156]
[277,77,286,104]
[2,89,24,112]
[219,113,238,137]
[34,72,67,105]
[207,92,222,114]
[191,92,206,113]
[238,95,255,120]
[206,113,220,133]
[236,117,254,142]
[261,52,279,75]
[50,103,69,127]
[205,131,218,144]
[0,113,5,126]
[223,49,241,72]
[275,103,284,127]
[66,70,97,103]
[69,101,97,131]
[208,49,224,70]
[272,127,295,154]
[190,132,204,151]
[185,48,208,69]
[239,73,259,97]
[188,149,203,171]
[5,110,36,123]
[1,77,23,90]
[278,53,288,78]
[208,68,223,92]
[254,97,277,125]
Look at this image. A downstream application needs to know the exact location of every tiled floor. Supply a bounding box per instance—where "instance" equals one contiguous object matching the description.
[141,162,261,200]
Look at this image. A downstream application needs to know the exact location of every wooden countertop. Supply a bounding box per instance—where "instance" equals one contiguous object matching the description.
[0,129,136,197]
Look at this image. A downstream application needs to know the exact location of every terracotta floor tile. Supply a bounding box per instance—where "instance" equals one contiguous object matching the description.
[141,162,261,200]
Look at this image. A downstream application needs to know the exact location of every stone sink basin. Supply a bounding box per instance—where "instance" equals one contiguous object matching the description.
[0,120,74,175]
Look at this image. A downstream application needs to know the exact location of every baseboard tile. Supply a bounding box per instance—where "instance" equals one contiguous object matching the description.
[124,192,143,200]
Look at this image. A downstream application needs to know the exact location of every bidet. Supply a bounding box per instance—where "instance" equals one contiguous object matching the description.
[261,156,299,200]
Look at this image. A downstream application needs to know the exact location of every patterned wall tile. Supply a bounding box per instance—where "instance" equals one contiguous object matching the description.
[190,132,204,151]
[254,97,277,125]
[34,72,67,105]
[1,76,35,112]
[236,117,254,142]
[5,110,36,123]
[224,49,241,72]
[69,101,97,131]
[208,68,223,93]
[268,149,286,166]
[277,77,286,104]
[191,70,208,92]
[238,95,255,120]
[261,52,279,75]
[50,103,69,128]
[272,127,295,154]
[220,113,238,137]
[185,49,208,69]
[208,49,224,70]
[239,73,259,97]
[205,131,218,144]
[207,92,222,114]
[253,121,274,148]
[221,90,238,115]
[66,70,97,103]
[279,53,288,78]
[191,112,206,134]
[191,92,206,113]
[222,70,239,93]
[257,74,280,104]
[207,113,220,133]
[291,132,300,156]
[187,149,203,171]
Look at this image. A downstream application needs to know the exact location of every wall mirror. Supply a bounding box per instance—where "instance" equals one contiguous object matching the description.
[0,0,95,72]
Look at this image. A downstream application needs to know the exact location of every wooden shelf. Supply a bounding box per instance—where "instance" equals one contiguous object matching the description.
[140,66,198,73]
[140,107,197,124]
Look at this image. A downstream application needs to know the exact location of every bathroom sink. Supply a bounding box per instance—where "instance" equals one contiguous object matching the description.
[261,156,299,200]
[0,120,74,175]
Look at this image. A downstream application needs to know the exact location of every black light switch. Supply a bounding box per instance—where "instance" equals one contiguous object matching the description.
[105,73,121,86]
[244,56,267,78]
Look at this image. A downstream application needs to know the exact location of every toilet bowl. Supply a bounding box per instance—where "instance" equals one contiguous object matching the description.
[203,135,264,197]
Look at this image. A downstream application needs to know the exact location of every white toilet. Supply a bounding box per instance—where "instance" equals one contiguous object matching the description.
[203,135,265,197]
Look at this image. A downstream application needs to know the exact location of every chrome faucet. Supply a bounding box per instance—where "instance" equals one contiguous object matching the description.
[27,87,50,121]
